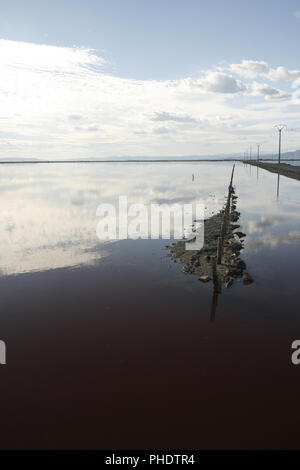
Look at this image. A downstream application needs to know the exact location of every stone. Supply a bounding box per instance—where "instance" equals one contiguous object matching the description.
[224,276,234,288]
[235,231,246,238]
[243,271,254,285]
[199,275,211,283]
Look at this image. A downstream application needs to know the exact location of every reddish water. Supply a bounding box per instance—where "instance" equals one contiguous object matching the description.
[0,162,300,449]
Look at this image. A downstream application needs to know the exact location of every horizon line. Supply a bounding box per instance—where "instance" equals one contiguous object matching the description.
[1,158,300,164]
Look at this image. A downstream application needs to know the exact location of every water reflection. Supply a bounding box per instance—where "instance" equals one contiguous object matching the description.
[168,174,253,321]
[0,163,229,276]
[210,288,219,323]
[1,161,300,278]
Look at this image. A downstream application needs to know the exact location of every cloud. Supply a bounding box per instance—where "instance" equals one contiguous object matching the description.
[69,114,83,121]
[294,11,300,19]
[247,216,285,234]
[153,126,175,134]
[252,82,290,100]
[230,59,300,82]
[197,72,247,94]
[0,38,105,74]
[152,112,196,123]
[267,66,300,81]
[230,60,270,78]
[0,38,299,158]
[74,125,99,132]
[247,231,300,252]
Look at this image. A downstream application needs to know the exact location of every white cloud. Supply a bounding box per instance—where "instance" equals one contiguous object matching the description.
[247,231,300,252]
[152,112,197,123]
[0,38,105,74]
[197,72,247,94]
[230,59,300,82]
[294,11,300,19]
[230,60,270,78]
[251,82,290,100]
[247,216,284,234]
[0,39,299,158]
[267,66,300,81]
[153,126,175,134]
[69,114,83,121]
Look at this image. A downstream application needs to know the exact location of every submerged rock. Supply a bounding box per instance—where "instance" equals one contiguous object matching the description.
[243,272,254,285]
[224,276,234,288]
[199,275,211,283]
[235,231,246,238]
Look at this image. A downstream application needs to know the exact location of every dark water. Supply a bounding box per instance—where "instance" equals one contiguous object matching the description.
[0,162,300,449]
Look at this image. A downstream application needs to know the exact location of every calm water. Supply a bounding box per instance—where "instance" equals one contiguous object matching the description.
[0,161,300,449]
[285,160,300,166]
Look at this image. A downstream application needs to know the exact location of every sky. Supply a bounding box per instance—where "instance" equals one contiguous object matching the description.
[1,0,300,159]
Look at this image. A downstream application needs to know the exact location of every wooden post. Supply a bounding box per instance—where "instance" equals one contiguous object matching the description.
[210,290,218,323]
[216,236,223,264]
[212,256,222,294]
[229,164,235,189]
[220,220,225,238]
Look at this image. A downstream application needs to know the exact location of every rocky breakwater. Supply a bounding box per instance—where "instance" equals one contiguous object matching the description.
[167,187,253,289]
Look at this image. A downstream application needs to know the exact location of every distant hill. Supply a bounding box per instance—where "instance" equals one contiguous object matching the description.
[0,151,300,162]
[281,149,300,159]
[258,149,300,161]
[0,157,41,162]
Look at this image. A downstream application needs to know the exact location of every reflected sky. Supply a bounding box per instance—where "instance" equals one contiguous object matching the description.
[1,161,300,276]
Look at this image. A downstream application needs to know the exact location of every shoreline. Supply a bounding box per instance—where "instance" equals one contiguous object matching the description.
[245,160,300,182]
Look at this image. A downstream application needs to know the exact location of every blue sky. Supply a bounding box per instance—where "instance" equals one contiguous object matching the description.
[2,0,300,79]
[1,0,300,158]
